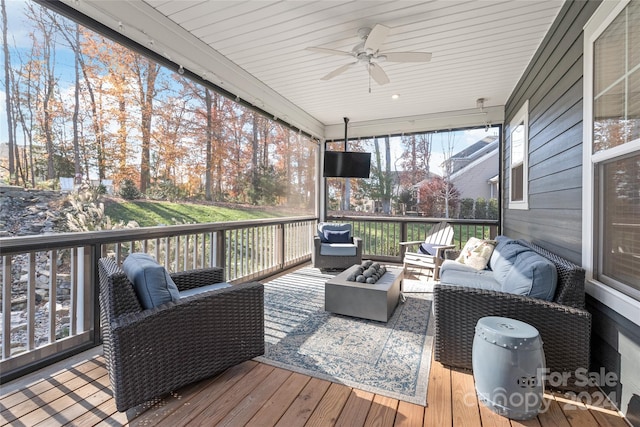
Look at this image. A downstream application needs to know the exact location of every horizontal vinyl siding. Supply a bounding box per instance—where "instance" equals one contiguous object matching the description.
[503,0,598,261]
[504,0,640,420]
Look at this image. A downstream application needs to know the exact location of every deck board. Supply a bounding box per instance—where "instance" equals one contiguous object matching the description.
[393,400,424,426]
[274,377,331,427]
[451,368,481,427]
[305,382,352,426]
[334,389,374,426]
[247,372,311,426]
[363,394,399,427]
[0,351,629,427]
[424,352,452,426]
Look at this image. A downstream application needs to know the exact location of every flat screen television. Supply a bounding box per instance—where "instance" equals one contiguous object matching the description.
[323,151,371,178]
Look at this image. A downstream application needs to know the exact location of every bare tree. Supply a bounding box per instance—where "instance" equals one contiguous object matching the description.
[28,3,59,179]
[399,133,432,188]
[1,0,15,183]
[371,136,393,214]
[441,132,456,218]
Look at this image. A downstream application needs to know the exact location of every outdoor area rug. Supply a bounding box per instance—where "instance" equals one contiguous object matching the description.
[255,266,434,406]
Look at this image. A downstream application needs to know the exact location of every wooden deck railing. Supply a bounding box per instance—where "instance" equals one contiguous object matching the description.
[328,215,499,262]
[0,215,497,382]
[0,216,316,382]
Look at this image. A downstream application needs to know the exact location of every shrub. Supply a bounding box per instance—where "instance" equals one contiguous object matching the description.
[459,198,475,218]
[475,197,488,219]
[61,184,139,232]
[487,198,499,219]
[119,179,141,200]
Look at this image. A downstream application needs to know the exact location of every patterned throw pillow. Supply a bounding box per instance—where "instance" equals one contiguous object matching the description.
[455,237,497,270]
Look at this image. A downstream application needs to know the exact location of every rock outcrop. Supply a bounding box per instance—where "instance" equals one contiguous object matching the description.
[1,186,73,356]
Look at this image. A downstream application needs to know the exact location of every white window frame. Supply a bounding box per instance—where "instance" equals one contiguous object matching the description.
[508,100,529,210]
[582,0,640,326]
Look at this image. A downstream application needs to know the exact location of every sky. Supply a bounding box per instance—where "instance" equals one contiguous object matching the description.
[355,126,499,176]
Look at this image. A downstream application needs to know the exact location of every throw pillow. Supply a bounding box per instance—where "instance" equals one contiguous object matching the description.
[324,229,351,243]
[122,253,180,309]
[455,237,497,270]
[317,223,352,243]
[419,243,434,255]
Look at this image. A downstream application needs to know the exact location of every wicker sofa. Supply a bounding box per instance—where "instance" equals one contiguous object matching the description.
[98,257,264,412]
[433,239,591,377]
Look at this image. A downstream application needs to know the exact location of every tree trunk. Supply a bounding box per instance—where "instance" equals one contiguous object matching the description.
[383,136,391,214]
[72,24,81,178]
[139,59,158,193]
[117,77,127,177]
[42,32,55,179]
[205,88,212,201]
[1,0,15,184]
[251,113,259,204]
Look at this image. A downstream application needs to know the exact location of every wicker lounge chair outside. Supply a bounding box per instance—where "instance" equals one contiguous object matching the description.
[434,240,591,377]
[98,257,264,412]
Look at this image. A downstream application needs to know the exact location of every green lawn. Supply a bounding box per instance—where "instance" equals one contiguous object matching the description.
[105,200,281,227]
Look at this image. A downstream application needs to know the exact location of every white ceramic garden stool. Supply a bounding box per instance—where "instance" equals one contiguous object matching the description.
[472,316,545,420]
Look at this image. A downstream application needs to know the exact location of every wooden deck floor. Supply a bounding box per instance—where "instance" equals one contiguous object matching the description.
[0,348,628,427]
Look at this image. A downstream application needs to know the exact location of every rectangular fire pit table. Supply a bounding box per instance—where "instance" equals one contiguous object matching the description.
[324,265,403,322]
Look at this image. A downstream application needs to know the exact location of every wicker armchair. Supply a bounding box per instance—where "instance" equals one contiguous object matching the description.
[434,240,591,377]
[313,223,363,270]
[98,257,264,412]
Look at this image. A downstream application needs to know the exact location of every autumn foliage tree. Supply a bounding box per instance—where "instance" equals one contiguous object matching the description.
[2,2,317,214]
[417,176,460,218]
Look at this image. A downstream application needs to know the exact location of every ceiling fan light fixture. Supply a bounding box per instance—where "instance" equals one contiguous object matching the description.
[307,23,431,88]
[391,94,400,100]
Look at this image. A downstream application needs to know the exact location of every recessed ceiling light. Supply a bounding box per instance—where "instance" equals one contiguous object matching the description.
[391,94,400,100]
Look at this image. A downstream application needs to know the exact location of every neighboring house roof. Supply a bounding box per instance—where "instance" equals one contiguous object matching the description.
[450,140,499,181]
[446,135,499,174]
[449,136,499,200]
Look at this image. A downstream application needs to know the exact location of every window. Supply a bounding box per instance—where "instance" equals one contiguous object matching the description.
[509,100,529,209]
[584,0,640,312]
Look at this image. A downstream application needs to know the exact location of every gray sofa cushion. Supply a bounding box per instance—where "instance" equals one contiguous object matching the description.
[439,236,558,301]
[320,243,357,256]
[501,250,557,300]
[122,253,180,309]
[489,239,532,283]
[179,282,232,299]
[439,260,501,291]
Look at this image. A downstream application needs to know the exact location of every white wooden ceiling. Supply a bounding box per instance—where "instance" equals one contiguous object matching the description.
[64,0,564,139]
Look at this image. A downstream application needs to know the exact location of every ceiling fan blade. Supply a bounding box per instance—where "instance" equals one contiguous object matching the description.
[321,62,355,80]
[368,63,390,85]
[306,47,352,56]
[364,24,390,52]
[382,52,432,62]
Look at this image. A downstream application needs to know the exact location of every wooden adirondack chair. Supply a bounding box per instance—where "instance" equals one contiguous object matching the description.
[400,221,455,280]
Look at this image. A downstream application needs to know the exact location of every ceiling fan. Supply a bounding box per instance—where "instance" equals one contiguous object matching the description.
[306,24,432,87]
